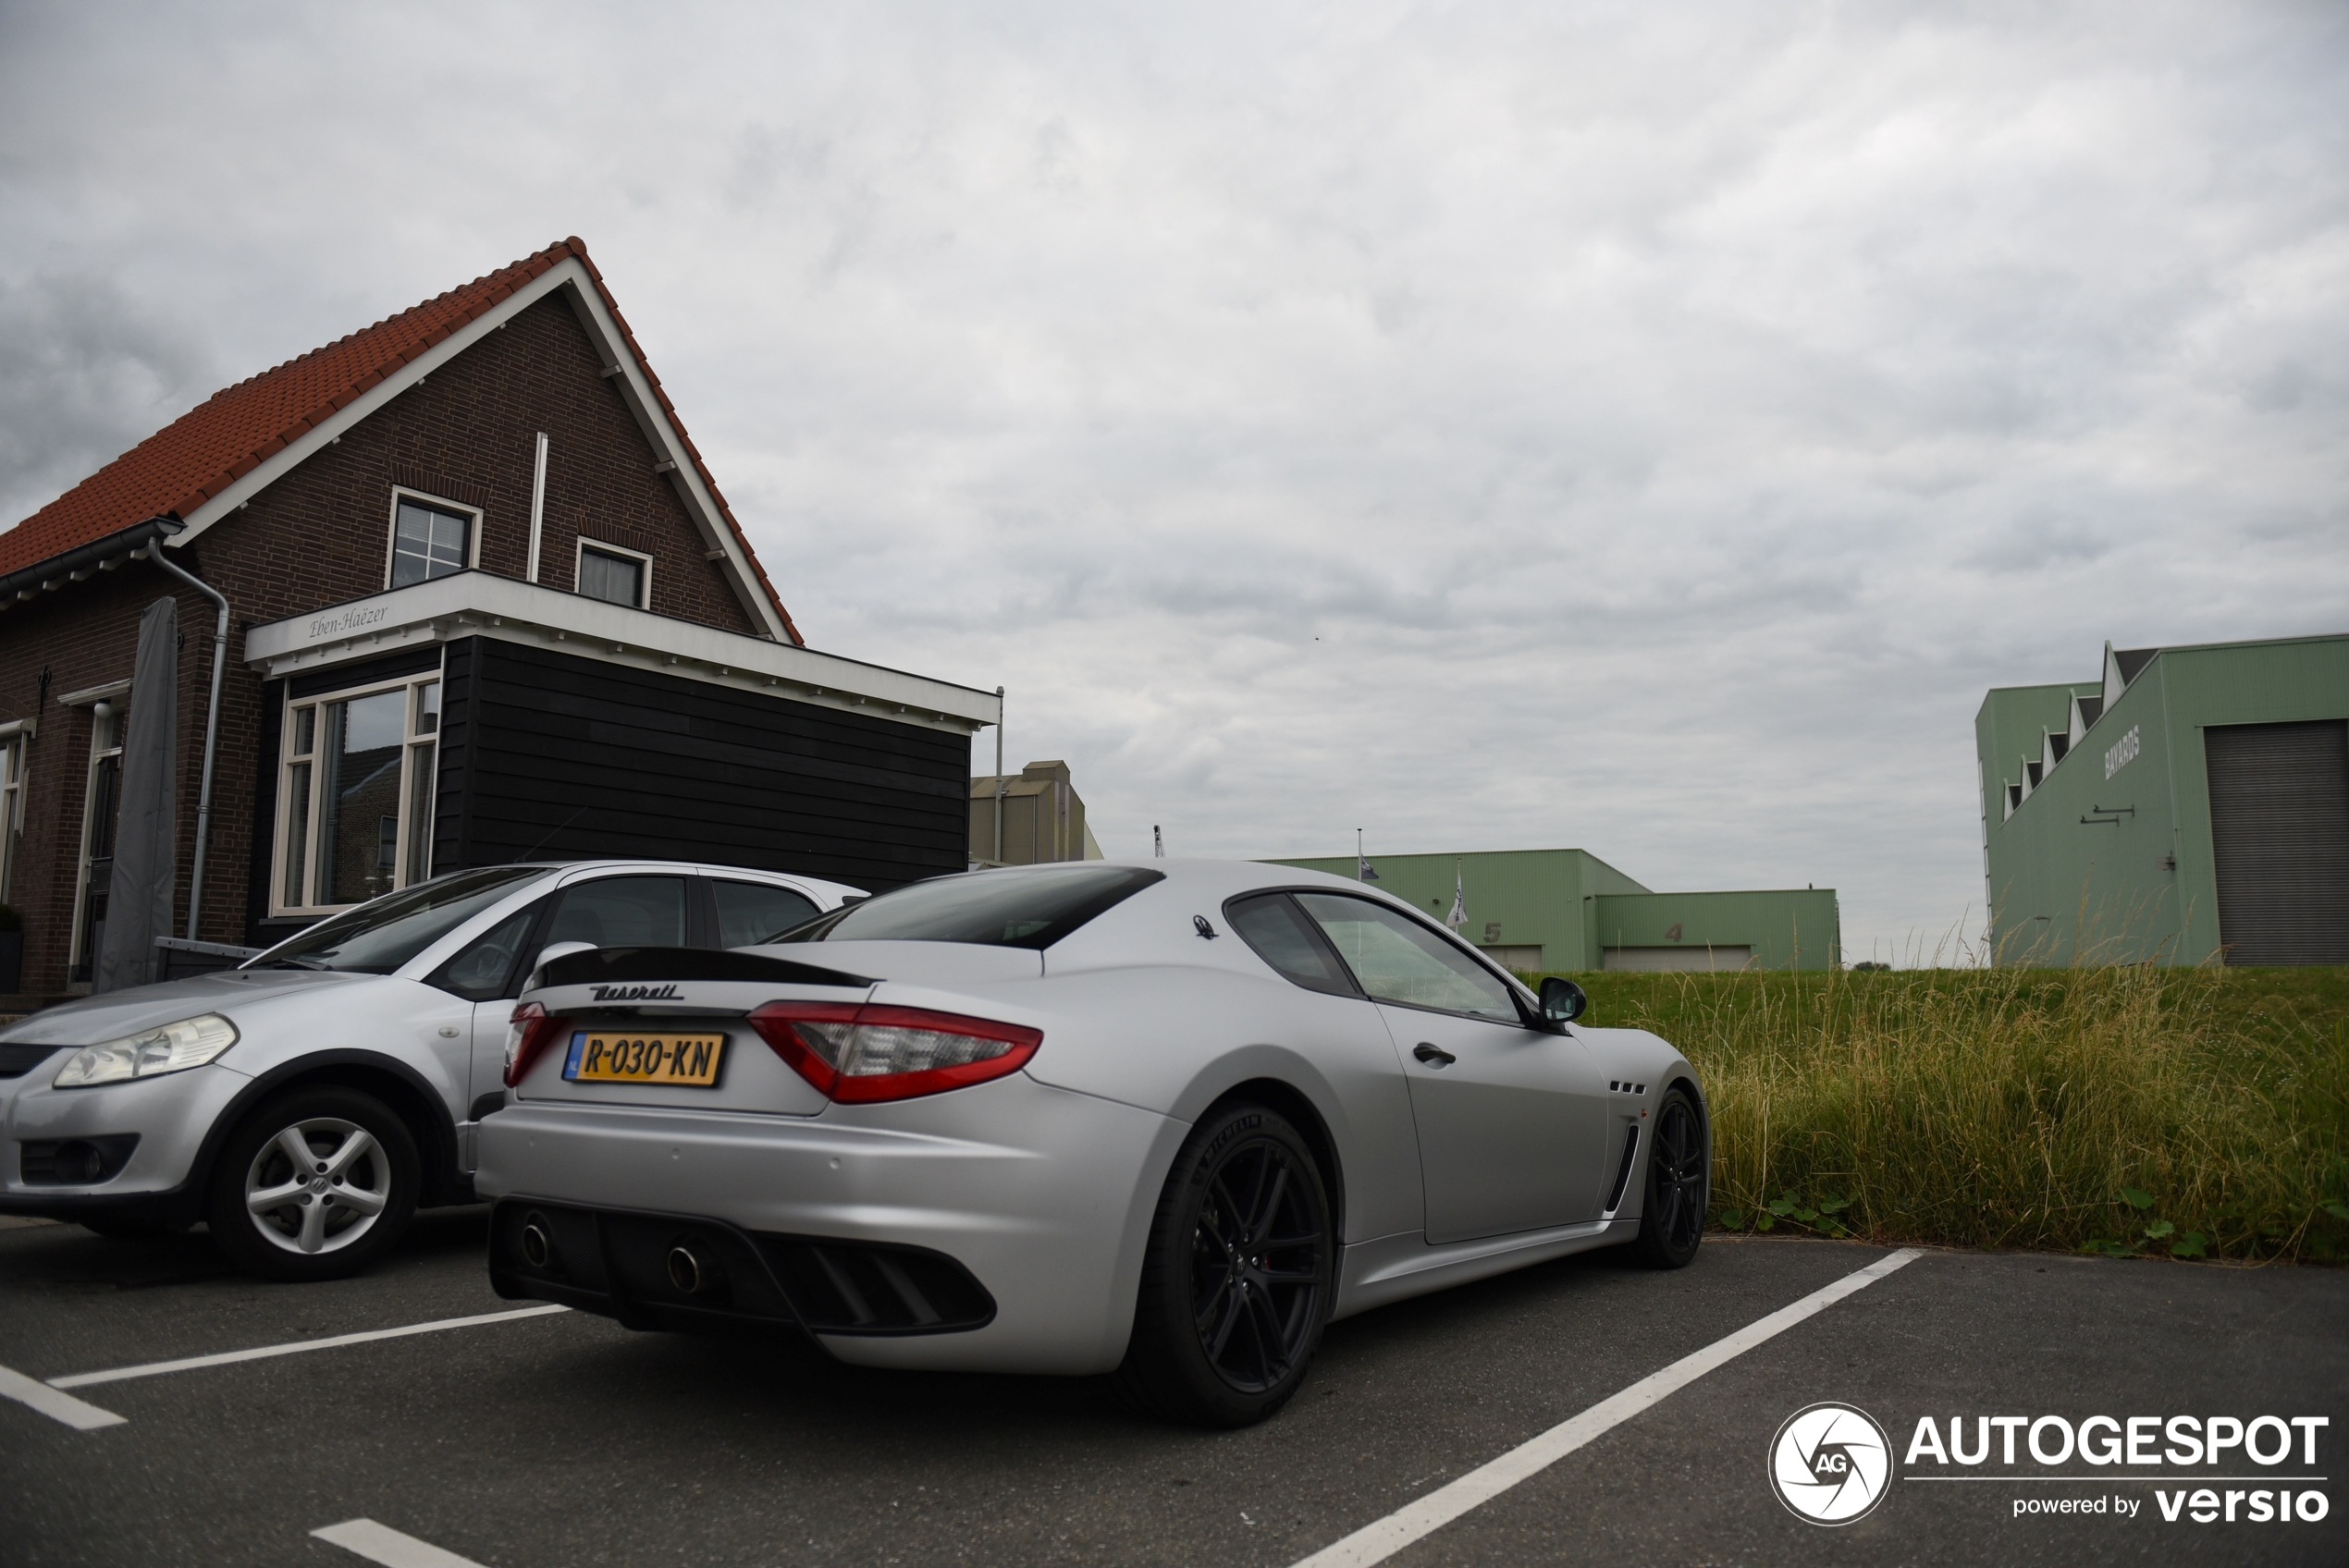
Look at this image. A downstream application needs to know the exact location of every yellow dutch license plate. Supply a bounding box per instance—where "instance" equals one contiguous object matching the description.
[563,1032,728,1086]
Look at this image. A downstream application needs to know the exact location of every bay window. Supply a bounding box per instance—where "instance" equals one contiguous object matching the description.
[275,672,441,915]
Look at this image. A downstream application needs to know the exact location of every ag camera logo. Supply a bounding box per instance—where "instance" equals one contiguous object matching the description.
[1770,1403,1894,1525]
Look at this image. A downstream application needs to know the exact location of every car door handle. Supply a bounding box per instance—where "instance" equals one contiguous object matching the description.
[1412,1043,1456,1068]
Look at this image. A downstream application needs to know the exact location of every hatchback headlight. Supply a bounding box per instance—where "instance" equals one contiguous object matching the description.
[53,1014,240,1088]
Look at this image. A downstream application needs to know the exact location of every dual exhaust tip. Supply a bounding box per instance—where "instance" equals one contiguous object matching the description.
[516,1211,720,1298]
[666,1243,719,1295]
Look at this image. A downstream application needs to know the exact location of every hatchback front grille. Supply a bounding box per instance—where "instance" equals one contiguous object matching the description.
[0,1044,63,1080]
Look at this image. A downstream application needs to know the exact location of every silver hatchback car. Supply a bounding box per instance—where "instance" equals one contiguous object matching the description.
[0,860,861,1279]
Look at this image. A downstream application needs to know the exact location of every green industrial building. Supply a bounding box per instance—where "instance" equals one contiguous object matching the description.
[1976,632,2349,966]
[1264,848,1840,974]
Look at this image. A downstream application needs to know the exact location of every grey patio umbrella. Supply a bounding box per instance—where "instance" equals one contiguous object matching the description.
[92,596,178,993]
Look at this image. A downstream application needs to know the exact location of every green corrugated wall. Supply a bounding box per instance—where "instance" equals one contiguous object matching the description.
[1977,634,2349,965]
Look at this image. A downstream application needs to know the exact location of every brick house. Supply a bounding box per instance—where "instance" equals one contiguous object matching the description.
[0,239,996,997]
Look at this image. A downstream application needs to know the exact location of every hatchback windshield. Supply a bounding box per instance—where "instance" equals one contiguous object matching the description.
[255,866,549,974]
[778,865,1162,949]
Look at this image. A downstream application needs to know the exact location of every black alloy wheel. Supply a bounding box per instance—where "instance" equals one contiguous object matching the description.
[1115,1102,1334,1427]
[1630,1086,1705,1269]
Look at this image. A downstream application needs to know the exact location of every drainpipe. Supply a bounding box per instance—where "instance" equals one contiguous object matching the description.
[136,523,229,941]
[526,433,549,582]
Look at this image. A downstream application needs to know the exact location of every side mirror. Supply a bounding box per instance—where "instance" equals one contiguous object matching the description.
[524,940,597,990]
[1539,976,1587,1027]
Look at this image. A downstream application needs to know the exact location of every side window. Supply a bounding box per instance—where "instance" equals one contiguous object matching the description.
[1227,893,1358,998]
[1294,893,1519,1023]
[390,497,473,587]
[713,880,820,947]
[577,543,648,608]
[427,905,540,1001]
[547,876,688,949]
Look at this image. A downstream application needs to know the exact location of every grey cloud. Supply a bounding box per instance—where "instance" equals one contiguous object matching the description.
[3,1,2344,958]
[0,273,219,526]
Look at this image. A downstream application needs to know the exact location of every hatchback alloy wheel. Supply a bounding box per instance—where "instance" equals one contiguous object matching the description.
[243,1116,392,1256]
[206,1086,419,1280]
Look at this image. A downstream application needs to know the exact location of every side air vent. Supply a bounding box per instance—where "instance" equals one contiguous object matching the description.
[760,1236,995,1335]
[1604,1126,1641,1214]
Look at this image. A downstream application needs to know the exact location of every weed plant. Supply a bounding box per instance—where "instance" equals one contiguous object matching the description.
[1525,965,2349,1263]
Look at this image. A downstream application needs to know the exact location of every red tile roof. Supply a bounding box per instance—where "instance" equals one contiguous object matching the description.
[0,238,802,643]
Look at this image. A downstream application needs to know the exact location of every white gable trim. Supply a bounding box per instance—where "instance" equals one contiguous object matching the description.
[166,256,793,643]
[550,273,793,643]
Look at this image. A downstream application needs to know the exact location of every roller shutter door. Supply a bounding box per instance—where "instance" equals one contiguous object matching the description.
[2206,719,2349,964]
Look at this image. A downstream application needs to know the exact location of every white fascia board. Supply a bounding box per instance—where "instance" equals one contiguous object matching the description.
[551,271,793,643]
[168,263,577,546]
[242,571,999,733]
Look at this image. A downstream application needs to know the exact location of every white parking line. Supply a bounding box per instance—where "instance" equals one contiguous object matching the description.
[47,1303,571,1390]
[1289,1247,1925,1568]
[313,1518,489,1568]
[0,1363,127,1430]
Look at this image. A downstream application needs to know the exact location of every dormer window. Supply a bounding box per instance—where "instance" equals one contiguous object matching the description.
[388,494,476,587]
[577,540,651,608]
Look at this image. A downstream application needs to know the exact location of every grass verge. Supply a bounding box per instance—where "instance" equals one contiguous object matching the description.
[1524,965,2349,1263]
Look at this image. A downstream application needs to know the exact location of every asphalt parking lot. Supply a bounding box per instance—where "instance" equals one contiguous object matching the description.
[3,1214,2343,1567]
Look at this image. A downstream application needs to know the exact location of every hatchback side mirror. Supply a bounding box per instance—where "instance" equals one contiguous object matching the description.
[1539,976,1587,1026]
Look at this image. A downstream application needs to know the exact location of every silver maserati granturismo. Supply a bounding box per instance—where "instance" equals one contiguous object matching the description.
[480,860,1710,1426]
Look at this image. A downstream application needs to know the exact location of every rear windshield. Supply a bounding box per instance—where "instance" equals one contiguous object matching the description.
[253,866,548,974]
[777,866,1162,949]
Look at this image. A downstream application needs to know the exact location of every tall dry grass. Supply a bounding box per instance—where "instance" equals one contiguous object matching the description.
[1546,965,2349,1262]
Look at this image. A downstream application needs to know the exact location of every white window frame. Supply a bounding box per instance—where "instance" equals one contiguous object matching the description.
[0,722,29,906]
[574,537,653,609]
[270,669,444,917]
[67,700,129,978]
[384,487,484,591]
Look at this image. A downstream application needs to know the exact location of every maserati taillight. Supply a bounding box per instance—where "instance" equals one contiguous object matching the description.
[503,1002,572,1088]
[748,1000,1041,1103]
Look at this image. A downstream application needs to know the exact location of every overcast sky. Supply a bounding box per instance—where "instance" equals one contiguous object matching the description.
[3,2,2343,962]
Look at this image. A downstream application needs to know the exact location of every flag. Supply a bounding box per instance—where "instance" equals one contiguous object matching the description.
[1357,853,1380,881]
[1447,861,1466,928]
